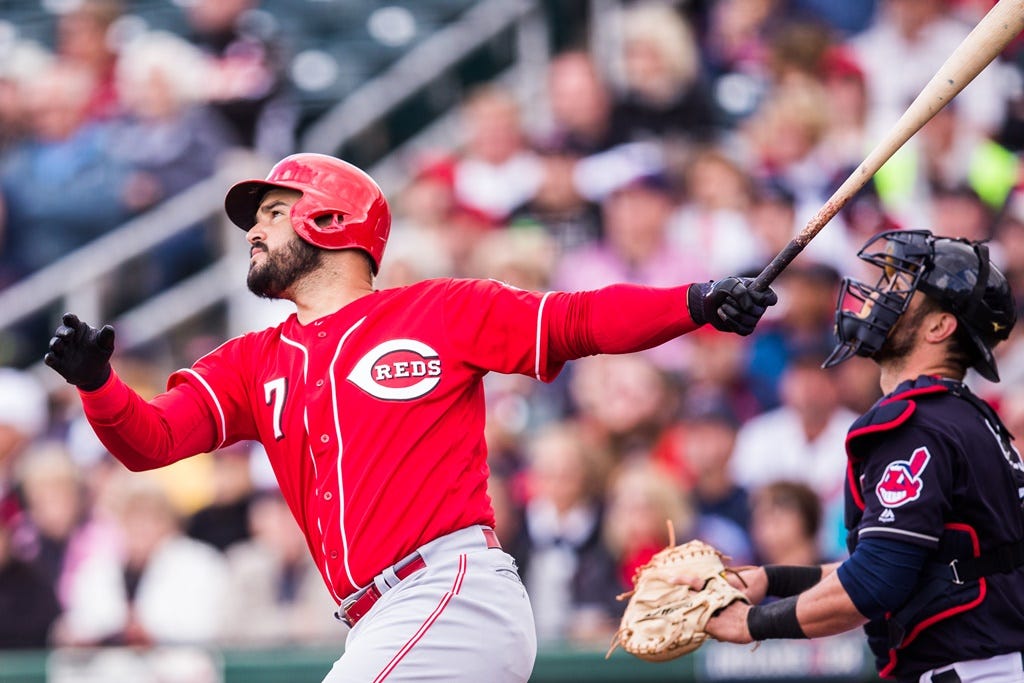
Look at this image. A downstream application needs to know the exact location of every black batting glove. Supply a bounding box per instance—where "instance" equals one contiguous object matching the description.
[688,277,778,336]
[44,313,115,391]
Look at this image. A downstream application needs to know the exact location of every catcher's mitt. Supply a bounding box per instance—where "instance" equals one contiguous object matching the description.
[607,530,749,662]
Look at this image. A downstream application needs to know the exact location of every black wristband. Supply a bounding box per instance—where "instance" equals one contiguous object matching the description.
[747,596,807,640]
[687,282,712,326]
[764,565,823,598]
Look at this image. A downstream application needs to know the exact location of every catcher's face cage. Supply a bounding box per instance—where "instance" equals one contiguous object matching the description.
[824,229,1016,381]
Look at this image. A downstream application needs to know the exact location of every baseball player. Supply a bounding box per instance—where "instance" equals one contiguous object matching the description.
[699,229,1024,683]
[43,153,777,682]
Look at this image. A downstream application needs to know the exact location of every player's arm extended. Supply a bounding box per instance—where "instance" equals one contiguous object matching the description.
[78,370,218,471]
[708,538,929,642]
[544,279,775,361]
[544,283,699,360]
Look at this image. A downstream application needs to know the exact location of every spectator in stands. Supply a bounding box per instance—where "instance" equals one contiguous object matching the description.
[819,46,872,181]
[790,0,877,36]
[747,261,842,404]
[384,154,479,279]
[655,399,753,535]
[669,145,761,277]
[54,474,230,647]
[568,354,680,461]
[108,31,237,291]
[746,177,855,281]
[993,189,1024,298]
[682,326,770,422]
[221,488,338,646]
[539,50,615,156]
[741,79,844,218]
[608,3,720,149]
[0,368,49,527]
[603,459,695,591]
[0,62,132,278]
[749,480,830,565]
[830,354,882,415]
[928,184,996,244]
[184,0,298,159]
[111,32,236,210]
[730,351,857,558]
[0,504,60,649]
[15,443,118,608]
[507,421,620,646]
[452,85,544,226]
[878,103,1017,228]
[185,443,255,552]
[54,0,123,122]
[604,459,752,590]
[0,38,53,155]
[508,151,603,253]
[700,0,781,124]
[851,0,1007,140]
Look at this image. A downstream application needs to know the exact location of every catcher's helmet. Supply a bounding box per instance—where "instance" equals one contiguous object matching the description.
[824,229,1017,381]
[225,153,391,273]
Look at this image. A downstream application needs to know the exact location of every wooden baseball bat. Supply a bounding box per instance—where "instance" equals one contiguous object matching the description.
[751,0,1024,292]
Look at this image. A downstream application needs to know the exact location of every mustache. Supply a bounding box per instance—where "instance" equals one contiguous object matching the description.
[250,242,269,257]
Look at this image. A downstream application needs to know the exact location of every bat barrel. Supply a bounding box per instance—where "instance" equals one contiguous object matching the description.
[750,0,1024,292]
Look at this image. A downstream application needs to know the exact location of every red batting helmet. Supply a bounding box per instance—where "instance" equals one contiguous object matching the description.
[225,153,391,273]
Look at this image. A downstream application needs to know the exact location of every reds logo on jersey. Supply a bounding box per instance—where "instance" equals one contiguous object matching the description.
[876,446,931,508]
[347,339,442,401]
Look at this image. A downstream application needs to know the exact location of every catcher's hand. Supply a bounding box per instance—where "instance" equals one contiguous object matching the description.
[607,537,750,661]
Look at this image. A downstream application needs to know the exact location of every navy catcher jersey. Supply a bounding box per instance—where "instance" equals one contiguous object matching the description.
[844,376,1024,680]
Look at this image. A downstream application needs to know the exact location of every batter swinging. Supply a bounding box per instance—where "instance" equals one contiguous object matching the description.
[44,153,777,681]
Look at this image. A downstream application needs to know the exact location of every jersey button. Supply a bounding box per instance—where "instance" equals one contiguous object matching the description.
[330,550,338,559]
[315,379,325,387]
[320,434,330,443]
[324,491,333,500]
[317,331,327,339]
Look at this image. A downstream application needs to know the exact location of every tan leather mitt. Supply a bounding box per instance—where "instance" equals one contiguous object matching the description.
[607,537,749,662]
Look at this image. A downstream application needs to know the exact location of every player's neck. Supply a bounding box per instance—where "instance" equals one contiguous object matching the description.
[290,256,375,324]
[878,350,963,395]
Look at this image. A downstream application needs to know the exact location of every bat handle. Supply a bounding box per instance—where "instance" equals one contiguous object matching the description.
[750,241,805,292]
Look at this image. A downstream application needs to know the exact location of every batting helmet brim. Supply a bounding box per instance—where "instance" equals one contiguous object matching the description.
[224,178,306,231]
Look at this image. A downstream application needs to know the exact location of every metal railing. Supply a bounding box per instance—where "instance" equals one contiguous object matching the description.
[0,0,547,386]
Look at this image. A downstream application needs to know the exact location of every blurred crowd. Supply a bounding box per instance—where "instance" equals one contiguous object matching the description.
[3,0,1024,655]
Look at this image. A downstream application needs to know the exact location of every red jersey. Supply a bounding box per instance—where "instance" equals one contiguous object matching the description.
[79,278,700,603]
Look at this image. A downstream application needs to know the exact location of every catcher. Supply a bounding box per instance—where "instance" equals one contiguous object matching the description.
[665,232,1024,683]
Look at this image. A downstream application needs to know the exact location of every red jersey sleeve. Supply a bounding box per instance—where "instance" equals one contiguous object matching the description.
[167,335,260,448]
[543,283,701,360]
[79,372,219,471]
[442,278,565,382]
[441,279,703,381]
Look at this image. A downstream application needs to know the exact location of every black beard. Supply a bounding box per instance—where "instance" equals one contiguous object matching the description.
[247,238,323,299]
[871,301,929,365]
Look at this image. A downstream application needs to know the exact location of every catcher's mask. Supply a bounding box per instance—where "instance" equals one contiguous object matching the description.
[823,229,1016,382]
[225,153,391,274]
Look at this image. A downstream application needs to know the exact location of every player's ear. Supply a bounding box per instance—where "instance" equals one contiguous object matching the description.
[924,310,958,344]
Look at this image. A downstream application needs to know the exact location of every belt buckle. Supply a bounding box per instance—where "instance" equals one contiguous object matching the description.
[339,586,370,627]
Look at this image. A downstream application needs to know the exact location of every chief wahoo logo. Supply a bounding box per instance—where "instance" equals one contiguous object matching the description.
[876,447,931,508]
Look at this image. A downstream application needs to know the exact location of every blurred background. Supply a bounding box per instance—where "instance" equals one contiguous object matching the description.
[1,0,1024,681]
